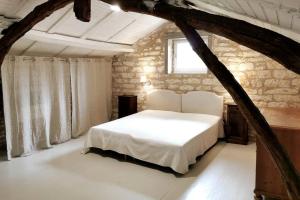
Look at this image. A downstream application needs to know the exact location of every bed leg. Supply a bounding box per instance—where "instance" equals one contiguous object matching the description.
[124,155,127,160]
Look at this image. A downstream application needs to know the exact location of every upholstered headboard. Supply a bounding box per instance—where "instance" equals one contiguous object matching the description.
[182,91,223,117]
[146,89,181,112]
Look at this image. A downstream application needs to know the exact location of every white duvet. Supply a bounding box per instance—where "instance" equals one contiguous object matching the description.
[84,110,222,174]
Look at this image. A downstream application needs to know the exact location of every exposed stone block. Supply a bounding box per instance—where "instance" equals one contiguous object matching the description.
[267,102,288,107]
[202,78,220,85]
[179,85,194,91]
[273,95,300,102]
[264,79,290,88]
[273,70,298,79]
[182,78,202,84]
[291,79,300,86]
[265,88,298,95]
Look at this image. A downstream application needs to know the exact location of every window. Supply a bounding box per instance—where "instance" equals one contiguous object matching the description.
[166,34,210,74]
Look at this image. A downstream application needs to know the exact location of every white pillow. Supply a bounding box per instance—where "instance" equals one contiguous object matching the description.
[146,90,181,112]
[182,91,223,117]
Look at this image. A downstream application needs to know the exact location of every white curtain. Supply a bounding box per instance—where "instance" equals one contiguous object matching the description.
[70,58,112,138]
[2,56,72,159]
[2,56,112,159]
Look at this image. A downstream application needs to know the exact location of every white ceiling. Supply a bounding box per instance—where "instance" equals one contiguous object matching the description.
[0,0,300,57]
[0,0,166,57]
[190,0,300,42]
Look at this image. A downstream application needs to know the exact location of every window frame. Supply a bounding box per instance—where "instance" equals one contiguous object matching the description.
[165,32,212,74]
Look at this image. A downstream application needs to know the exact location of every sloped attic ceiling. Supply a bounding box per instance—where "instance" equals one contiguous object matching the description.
[0,0,166,57]
[188,0,300,42]
[0,0,299,57]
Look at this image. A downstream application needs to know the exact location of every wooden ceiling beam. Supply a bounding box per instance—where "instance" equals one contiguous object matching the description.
[0,0,74,61]
[47,5,74,34]
[73,0,91,22]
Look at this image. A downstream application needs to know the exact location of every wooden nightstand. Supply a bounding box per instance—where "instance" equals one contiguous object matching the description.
[118,95,137,118]
[225,103,248,145]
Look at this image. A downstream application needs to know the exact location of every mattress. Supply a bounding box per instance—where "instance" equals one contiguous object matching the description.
[84,110,222,174]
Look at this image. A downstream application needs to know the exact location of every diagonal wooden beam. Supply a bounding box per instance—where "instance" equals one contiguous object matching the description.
[73,0,91,22]
[175,18,300,200]
[0,0,73,61]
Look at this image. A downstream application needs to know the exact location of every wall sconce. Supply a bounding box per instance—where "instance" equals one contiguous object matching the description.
[140,75,151,86]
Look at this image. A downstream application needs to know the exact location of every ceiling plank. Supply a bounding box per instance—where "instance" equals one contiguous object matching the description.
[20,41,36,55]
[11,0,28,18]
[108,15,166,44]
[277,9,293,29]
[85,11,138,41]
[212,0,233,11]
[58,46,94,57]
[226,0,245,14]
[23,29,134,52]
[80,11,113,39]
[247,1,267,21]
[188,0,300,42]
[106,19,136,42]
[235,0,256,18]
[292,16,300,32]
[8,38,35,55]
[47,7,74,33]
[48,1,112,38]
[55,46,69,57]
[261,2,279,25]
[14,0,47,19]
[41,5,73,33]
[24,41,67,56]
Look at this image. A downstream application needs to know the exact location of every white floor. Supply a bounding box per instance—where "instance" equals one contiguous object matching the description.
[0,138,256,200]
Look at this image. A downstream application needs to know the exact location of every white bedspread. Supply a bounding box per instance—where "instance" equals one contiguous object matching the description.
[84,110,222,174]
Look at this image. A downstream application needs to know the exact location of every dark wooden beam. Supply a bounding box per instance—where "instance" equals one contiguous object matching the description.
[0,0,73,62]
[175,18,300,200]
[73,0,91,22]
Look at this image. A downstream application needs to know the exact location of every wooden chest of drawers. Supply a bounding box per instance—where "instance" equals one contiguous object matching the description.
[254,108,300,200]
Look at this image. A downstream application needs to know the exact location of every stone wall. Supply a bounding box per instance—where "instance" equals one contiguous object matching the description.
[112,23,300,140]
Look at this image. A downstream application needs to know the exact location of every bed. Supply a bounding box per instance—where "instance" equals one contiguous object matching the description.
[84,90,224,174]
